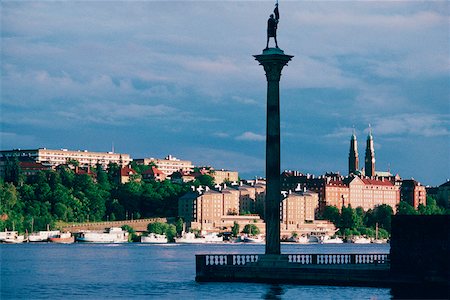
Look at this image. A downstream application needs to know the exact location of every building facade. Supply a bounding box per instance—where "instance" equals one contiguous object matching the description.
[280,190,318,231]
[134,155,193,176]
[212,169,239,184]
[401,179,427,209]
[0,148,131,168]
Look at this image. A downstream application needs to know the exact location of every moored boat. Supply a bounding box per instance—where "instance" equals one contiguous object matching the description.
[141,233,168,244]
[175,232,206,244]
[76,227,129,243]
[321,236,344,244]
[28,230,60,242]
[49,232,75,244]
[204,232,224,243]
[1,231,25,244]
[352,236,371,244]
[242,235,265,243]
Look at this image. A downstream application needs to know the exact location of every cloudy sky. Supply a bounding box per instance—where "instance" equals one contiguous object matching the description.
[1,1,449,185]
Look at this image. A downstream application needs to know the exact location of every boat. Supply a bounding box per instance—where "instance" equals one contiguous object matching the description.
[204,232,224,243]
[321,236,344,244]
[28,230,60,242]
[76,227,129,243]
[141,233,168,244]
[371,239,388,244]
[0,231,25,244]
[242,235,265,243]
[49,232,75,244]
[352,236,371,244]
[174,232,206,244]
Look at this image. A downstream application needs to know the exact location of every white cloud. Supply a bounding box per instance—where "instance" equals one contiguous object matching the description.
[371,114,450,137]
[236,132,265,142]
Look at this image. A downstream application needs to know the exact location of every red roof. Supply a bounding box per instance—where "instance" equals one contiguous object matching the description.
[19,161,49,170]
[360,178,394,187]
[120,166,137,176]
[142,166,164,176]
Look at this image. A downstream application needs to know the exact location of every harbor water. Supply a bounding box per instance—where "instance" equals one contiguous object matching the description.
[1,243,392,299]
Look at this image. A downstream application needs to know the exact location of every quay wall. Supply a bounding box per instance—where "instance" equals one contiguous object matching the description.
[390,215,450,283]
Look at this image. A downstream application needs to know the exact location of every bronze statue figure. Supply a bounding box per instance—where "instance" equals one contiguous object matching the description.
[266,3,280,49]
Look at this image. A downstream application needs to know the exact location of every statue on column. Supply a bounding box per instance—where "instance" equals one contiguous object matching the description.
[266,3,280,49]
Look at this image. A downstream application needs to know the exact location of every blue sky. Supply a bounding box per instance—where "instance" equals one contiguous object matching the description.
[1,1,449,186]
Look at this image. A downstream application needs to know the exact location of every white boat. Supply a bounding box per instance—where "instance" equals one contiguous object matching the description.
[141,233,168,244]
[204,233,224,243]
[76,227,129,243]
[175,232,206,244]
[242,235,265,243]
[49,232,75,244]
[321,236,344,244]
[0,231,25,244]
[371,239,388,244]
[28,230,60,242]
[352,237,371,244]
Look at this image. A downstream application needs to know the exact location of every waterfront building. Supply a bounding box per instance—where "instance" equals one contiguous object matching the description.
[134,155,193,176]
[280,190,318,231]
[347,176,400,212]
[401,179,427,209]
[0,148,131,169]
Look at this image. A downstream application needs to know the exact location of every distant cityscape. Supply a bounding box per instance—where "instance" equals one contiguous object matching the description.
[1,131,449,237]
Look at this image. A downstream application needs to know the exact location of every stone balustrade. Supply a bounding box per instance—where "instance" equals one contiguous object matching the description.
[198,253,389,267]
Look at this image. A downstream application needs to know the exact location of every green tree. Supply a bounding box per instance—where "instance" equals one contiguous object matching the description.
[340,205,357,230]
[3,156,23,186]
[175,217,184,235]
[397,201,418,215]
[322,205,340,225]
[147,222,167,234]
[232,222,240,237]
[195,175,215,188]
[165,224,177,242]
[373,204,393,232]
[242,224,260,236]
[418,197,444,215]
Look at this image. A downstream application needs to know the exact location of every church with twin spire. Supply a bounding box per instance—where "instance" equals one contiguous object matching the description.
[349,127,377,178]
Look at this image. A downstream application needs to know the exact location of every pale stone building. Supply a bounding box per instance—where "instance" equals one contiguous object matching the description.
[280,190,319,232]
[134,155,193,176]
[348,176,400,212]
[0,148,131,169]
[212,169,239,184]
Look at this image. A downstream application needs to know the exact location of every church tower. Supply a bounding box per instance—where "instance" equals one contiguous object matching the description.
[348,130,359,175]
[364,126,375,177]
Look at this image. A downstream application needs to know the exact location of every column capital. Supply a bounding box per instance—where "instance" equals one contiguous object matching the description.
[254,48,293,82]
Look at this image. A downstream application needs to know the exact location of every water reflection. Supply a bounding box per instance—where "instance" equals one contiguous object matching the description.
[263,284,285,300]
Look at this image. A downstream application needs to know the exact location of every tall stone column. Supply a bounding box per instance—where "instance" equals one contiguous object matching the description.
[254,48,293,255]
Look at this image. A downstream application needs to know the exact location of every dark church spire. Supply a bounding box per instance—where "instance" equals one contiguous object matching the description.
[348,128,359,175]
[365,125,375,177]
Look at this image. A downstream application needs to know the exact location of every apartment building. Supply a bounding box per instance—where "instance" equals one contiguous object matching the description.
[212,169,239,184]
[280,190,319,231]
[0,148,131,168]
[401,179,427,209]
[134,155,193,176]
